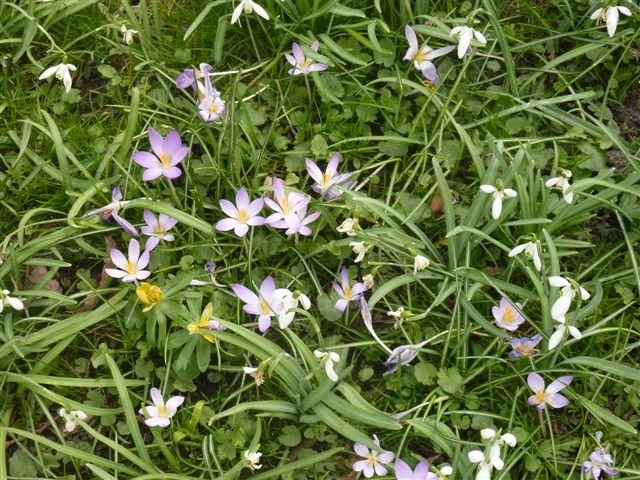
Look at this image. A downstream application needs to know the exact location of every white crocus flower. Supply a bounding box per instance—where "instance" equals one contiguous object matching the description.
[362,274,374,289]
[450,26,487,59]
[243,449,263,469]
[545,169,574,204]
[314,350,340,382]
[508,240,542,271]
[273,288,311,329]
[480,184,517,219]
[58,408,88,432]
[591,5,632,37]
[120,25,138,45]
[231,0,269,24]
[548,316,582,350]
[38,63,77,93]
[548,276,590,321]
[336,217,359,236]
[0,289,24,312]
[350,241,370,263]
[413,254,430,273]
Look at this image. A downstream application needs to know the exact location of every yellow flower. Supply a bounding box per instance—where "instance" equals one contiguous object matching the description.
[136,283,163,312]
[187,303,224,343]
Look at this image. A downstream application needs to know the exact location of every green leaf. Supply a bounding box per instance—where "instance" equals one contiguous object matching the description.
[310,134,329,157]
[574,394,637,434]
[278,425,302,447]
[437,366,464,394]
[414,362,438,385]
[9,449,37,477]
[560,357,640,382]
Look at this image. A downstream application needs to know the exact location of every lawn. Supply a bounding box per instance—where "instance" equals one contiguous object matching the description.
[1,0,639,479]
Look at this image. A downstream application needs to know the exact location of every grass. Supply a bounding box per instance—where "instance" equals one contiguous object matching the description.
[1,0,640,479]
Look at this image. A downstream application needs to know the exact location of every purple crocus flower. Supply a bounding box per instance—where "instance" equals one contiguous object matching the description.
[352,434,395,478]
[175,63,213,90]
[105,239,151,283]
[394,459,438,480]
[507,334,542,358]
[285,41,328,76]
[231,276,283,332]
[383,340,429,375]
[492,297,525,331]
[333,266,368,312]
[527,372,573,410]
[197,74,226,123]
[82,186,138,236]
[132,128,189,181]
[583,447,618,479]
[305,153,353,199]
[403,25,455,86]
[140,210,178,251]
[215,187,265,237]
[264,177,309,226]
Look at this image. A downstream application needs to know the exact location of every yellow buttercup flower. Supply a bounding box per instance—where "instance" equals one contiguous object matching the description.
[136,282,163,312]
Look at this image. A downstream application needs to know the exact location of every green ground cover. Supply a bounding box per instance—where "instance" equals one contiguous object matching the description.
[1,0,640,478]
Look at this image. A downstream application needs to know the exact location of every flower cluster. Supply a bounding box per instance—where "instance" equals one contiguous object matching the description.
[468,428,517,480]
[231,276,311,332]
[176,63,226,123]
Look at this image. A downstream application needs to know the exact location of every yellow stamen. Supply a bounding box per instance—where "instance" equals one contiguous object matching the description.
[503,307,515,323]
[159,153,171,168]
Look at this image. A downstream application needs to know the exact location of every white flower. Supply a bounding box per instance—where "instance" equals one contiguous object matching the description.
[481,428,497,440]
[413,254,430,273]
[244,449,262,469]
[545,169,574,204]
[440,465,453,476]
[120,25,138,45]
[450,26,487,59]
[362,274,374,289]
[336,217,359,236]
[314,350,340,382]
[38,63,77,93]
[58,408,88,432]
[273,288,311,329]
[231,0,269,24]
[350,241,370,263]
[479,184,517,219]
[0,289,24,312]
[548,276,590,321]
[139,387,185,427]
[386,306,405,318]
[508,240,542,271]
[548,316,582,350]
[591,5,632,37]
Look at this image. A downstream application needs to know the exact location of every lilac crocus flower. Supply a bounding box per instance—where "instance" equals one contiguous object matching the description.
[140,210,178,251]
[305,153,353,199]
[231,276,283,332]
[583,447,618,479]
[264,177,309,226]
[333,266,368,312]
[492,297,525,331]
[285,41,328,76]
[197,75,226,123]
[175,63,213,90]
[282,202,321,236]
[383,340,429,375]
[394,459,438,480]
[352,434,395,478]
[403,25,455,85]
[82,187,138,236]
[132,128,189,181]
[215,187,265,237]
[105,239,151,283]
[527,372,573,410]
[507,334,542,358]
